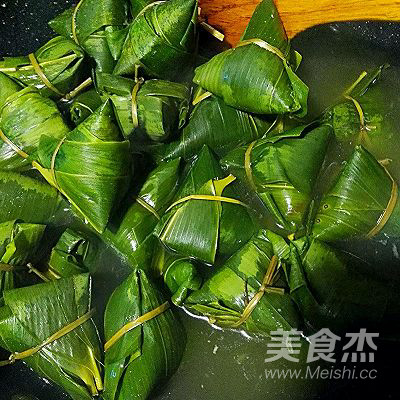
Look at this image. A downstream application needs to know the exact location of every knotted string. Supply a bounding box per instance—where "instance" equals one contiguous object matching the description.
[244,140,257,191]
[0,128,30,160]
[236,38,287,62]
[50,136,66,191]
[192,90,212,106]
[230,255,284,328]
[27,263,51,282]
[165,194,247,213]
[198,7,224,42]
[62,77,93,102]
[344,95,373,148]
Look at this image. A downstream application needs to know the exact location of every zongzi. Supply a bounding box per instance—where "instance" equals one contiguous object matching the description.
[0,274,103,400]
[35,100,132,233]
[114,0,198,80]
[183,230,300,336]
[96,73,190,141]
[103,270,185,400]
[193,0,308,115]
[103,158,181,273]
[160,94,277,162]
[0,73,70,171]
[155,146,257,265]
[49,0,129,72]
[222,125,331,233]
[312,145,400,241]
[0,36,86,99]
[285,238,393,333]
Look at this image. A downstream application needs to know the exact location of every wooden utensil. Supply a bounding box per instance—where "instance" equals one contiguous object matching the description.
[200,0,400,45]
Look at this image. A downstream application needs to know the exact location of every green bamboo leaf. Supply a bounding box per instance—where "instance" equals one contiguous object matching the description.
[175,145,221,197]
[36,101,131,234]
[287,239,393,333]
[130,0,158,18]
[312,145,400,241]
[103,270,185,400]
[0,221,46,299]
[96,72,190,140]
[193,0,308,115]
[185,230,300,336]
[161,95,276,162]
[157,178,221,264]
[0,171,73,228]
[44,229,96,280]
[102,158,181,273]
[265,229,291,259]
[222,125,331,233]
[105,25,130,61]
[155,146,256,264]
[114,0,198,80]
[0,274,103,400]
[95,72,135,137]
[162,254,202,306]
[0,221,45,266]
[135,79,190,141]
[68,88,103,126]
[0,70,22,102]
[49,0,129,72]
[0,73,70,172]
[0,36,86,99]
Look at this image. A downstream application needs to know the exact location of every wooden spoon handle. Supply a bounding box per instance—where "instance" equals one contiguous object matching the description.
[200,0,400,45]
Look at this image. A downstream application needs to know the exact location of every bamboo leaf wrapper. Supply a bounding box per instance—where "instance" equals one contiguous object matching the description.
[114,0,198,80]
[36,101,132,233]
[160,95,277,162]
[103,158,181,273]
[0,36,87,99]
[155,146,256,264]
[0,274,103,400]
[0,221,46,300]
[222,126,331,233]
[193,0,308,115]
[184,230,300,336]
[312,145,400,241]
[103,270,185,400]
[0,73,70,171]
[49,0,129,72]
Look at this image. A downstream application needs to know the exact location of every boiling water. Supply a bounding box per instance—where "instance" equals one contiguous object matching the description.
[2,22,400,400]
